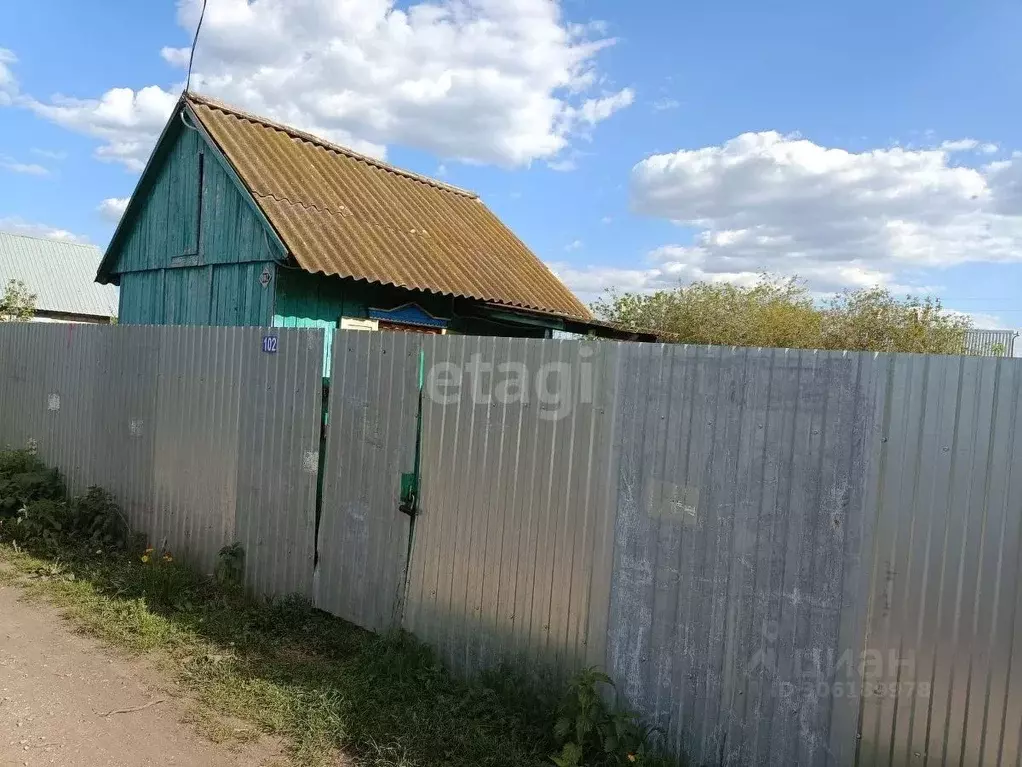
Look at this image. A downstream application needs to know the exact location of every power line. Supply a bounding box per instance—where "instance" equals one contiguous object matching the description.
[186,0,209,94]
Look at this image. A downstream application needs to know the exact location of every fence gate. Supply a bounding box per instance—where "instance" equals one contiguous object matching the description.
[314,330,422,631]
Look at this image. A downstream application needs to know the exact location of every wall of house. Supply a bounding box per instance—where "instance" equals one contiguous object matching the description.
[108,121,283,327]
[272,268,551,338]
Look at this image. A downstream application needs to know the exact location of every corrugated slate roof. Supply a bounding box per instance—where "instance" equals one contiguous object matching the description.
[186,92,592,321]
[0,232,118,318]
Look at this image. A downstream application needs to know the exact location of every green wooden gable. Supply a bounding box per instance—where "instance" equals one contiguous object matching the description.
[100,103,285,327]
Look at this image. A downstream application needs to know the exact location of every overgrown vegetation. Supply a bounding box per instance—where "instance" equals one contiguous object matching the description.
[0,447,128,551]
[0,278,36,322]
[552,668,662,766]
[0,448,678,767]
[592,275,971,354]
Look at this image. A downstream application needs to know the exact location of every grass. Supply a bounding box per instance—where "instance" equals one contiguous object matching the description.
[0,542,560,767]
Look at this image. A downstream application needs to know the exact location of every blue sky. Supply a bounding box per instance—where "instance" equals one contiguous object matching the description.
[2,0,1021,328]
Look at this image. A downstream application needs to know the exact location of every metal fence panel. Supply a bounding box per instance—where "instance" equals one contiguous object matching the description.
[0,324,323,598]
[603,346,882,766]
[7,322,1022,767]
[854,354,1022,767]
[404,340,1022,766]
[404,335,621,675]
[315,330,421,631]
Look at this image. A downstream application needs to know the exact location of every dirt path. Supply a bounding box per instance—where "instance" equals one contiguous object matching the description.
[0,582,283,766]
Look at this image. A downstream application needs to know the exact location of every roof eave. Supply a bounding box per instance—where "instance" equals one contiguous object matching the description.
[475,301,656,341]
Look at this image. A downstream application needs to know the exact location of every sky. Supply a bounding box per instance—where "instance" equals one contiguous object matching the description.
[2,0,1022,329]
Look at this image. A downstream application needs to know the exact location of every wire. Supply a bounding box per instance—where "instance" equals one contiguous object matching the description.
[186,0,209,94]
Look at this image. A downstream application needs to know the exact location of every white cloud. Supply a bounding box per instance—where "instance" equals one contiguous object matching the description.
[1,158,49,176]
[0,216,88,243]
[97,197,130,222]
[548,157,577,172]
[952,311,1013,331]
[31,148,67,161]
[938,139,999,155]
[32,0,632,170]
[589,131,1022,298]
[565,239,583,251]
[600,216,612,224]
[551,262,659,301]
[652,97,679,112]
[940,138,980,152]
[24,86,179,172]
[570,88,635,126]
[0,48,17,106]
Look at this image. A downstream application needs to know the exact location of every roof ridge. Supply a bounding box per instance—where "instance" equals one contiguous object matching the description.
[0,230,97,249]
[185,91,480,200]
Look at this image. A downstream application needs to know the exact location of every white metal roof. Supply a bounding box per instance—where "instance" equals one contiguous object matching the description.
[0,231,118,319]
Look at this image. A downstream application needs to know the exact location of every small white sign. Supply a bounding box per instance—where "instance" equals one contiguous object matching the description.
[340,317,379,332]
[129,419,144,438]
[47,393,60,412]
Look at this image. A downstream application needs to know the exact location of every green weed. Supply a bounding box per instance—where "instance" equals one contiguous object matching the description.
[551,667,675,767]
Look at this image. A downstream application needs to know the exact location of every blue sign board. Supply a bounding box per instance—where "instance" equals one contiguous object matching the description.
[262,335,278,354]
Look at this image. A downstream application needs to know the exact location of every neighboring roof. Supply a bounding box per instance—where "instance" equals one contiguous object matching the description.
[184,92,592,321]
[0,232,118,318]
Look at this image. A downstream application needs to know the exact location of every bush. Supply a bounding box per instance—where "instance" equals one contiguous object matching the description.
[0,449,129,553]
[67,486,130,549]
[551,667,665,767]
[0,448,65,516]
[592,274,971,354]
[9,498,67,548]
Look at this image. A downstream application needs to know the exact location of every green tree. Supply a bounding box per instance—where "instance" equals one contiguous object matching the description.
[0,279,36,323]
[819,287,969,354]
[592,275,971,355]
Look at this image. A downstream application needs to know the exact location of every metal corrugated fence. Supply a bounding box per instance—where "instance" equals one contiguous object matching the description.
[5,323,1022,766]
[315,330,421,630]
[405,336,621,673]
[605,345,882,766]
[855,353,1022,767]
[0,324,323,598]
[405,340,1022,766]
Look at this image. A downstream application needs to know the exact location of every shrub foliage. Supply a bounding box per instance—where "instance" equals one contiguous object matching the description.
[592,274,971,354]
[0,447,128,551]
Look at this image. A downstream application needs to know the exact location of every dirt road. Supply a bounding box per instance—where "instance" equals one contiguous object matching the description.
[0,582,281,766]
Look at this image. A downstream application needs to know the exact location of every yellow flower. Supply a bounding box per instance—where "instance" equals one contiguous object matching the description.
[162,554,173,563]
[627,756,636,763]
[141,554,150,563]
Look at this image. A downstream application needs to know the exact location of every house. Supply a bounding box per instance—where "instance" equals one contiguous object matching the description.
[0,231,118,323]
[96,92,647,346]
